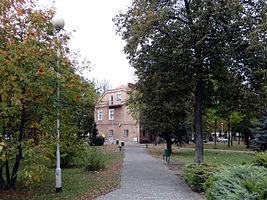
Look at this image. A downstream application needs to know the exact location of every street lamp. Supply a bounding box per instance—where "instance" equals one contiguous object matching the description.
[52,15,65,193]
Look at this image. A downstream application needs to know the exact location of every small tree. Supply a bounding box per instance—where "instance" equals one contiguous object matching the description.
[89,122,103,146]
[250,110,267,151]
[90,122,98,139]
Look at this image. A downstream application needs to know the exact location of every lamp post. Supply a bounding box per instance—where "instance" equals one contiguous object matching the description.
[52,15,65,193]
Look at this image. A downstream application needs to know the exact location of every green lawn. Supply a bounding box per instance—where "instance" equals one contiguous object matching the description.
[182,142,252,152]
[0,144,123,200]
[147,144,255,167]
[173,149,254,166]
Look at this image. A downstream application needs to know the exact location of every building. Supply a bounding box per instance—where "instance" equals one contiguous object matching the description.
[94,85,153,143]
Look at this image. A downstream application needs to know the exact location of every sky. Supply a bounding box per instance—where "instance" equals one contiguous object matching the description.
[38,0,135,88]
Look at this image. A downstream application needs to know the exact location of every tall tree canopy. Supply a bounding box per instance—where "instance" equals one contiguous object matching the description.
[114,0,266,163]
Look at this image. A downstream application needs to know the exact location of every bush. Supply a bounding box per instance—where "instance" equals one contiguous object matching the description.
[253,152,267,168]
[204,165,267,200]
[183,163,216,192]
[84,147,106,171]
[46,133,85,168]
[90,136,104,146]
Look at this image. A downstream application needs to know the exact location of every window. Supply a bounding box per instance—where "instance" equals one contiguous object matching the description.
[109,130,113,136]
[110,95,113,105]
[109,109,114,120]
[117,94,122,101]
[123,129,129,137]
[97,110,103,120]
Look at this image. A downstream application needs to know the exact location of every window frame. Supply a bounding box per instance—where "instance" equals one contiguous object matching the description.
[97,110,103,120]
[123,129,129,137]
[110,95,113,105]
[109,129,113,136]
[116,94,122,101]
[109,109,114,120]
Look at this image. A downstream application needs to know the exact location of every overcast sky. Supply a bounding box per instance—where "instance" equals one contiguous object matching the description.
[39,0,135,88]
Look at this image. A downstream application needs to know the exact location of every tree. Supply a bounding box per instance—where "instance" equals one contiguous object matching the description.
[0,0,59,189]
[72,78,96,139]
[125,31,193,153]
[90,122,98,139]
[0,0,97,190]
[92,78,113,96]
[205,108,221,149]
[114,0,266,163]
[250,109,267,151]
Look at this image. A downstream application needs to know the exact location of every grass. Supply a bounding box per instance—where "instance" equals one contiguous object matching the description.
[182,141,252,151]
[147,144,255,167]
[0,144,123,200]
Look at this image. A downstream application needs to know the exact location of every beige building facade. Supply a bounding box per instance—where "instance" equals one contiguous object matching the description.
[95,85,152,143]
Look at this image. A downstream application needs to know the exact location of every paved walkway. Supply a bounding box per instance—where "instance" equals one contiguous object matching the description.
[95,144,204,200]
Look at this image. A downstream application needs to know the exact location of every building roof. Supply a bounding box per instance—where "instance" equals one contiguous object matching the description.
[97,85,130,104]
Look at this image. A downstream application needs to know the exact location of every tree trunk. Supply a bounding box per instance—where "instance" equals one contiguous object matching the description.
[9,92,25,189]
[166,136,172,154]
[5,161,10,187]
[0,126,7,190]
[231,132,233,146]
[227,121,230,148]
[214,119,217,149]
[0,166,6,190]
[243,129,251,148]
[194,64,203,164]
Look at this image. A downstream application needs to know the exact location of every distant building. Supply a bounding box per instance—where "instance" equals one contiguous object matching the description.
[94,85,153,143]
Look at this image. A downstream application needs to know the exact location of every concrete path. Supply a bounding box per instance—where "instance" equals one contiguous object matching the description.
[95,144,204,200]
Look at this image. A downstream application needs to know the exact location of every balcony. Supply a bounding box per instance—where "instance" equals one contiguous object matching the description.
[109,100,122,108]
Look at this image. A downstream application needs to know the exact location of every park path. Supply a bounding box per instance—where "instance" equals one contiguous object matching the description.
[95,144,205,200]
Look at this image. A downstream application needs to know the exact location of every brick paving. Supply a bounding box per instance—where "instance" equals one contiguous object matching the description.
[95,144,205,200]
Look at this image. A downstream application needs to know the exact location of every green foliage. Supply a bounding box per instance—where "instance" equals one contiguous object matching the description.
[0,0,97,190]
[204,165,267,200]
[91,122,98,138]
[84,147,106,171]
[253,152,267,168]
[89,122,104,146]
[250,110,267,151]
[90,136,104,146]
[183,163,216,192]
[115,0,266,164]
[60,133,85,168]
[19,137,50,185]
[46,133,85,168]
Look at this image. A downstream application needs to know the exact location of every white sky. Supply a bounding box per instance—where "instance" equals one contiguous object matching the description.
[38,0,135,88]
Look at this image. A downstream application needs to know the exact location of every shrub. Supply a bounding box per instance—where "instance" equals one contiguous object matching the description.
[84,147,106,171]
[183,163,216,192]
[250,110,267,151]
[204,165,267,200]
[46,133,85,168]
[253,152,267,168]
[90,136,104,146]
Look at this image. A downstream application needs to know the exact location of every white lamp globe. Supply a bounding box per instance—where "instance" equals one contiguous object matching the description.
[52,15,65,30]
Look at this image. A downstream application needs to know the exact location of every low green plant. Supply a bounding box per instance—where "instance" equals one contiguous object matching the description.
[253,152,267,168]
[46,133,85,168]
[84,147,106,171]
[204,165,267,200]
[183,163,216,192]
